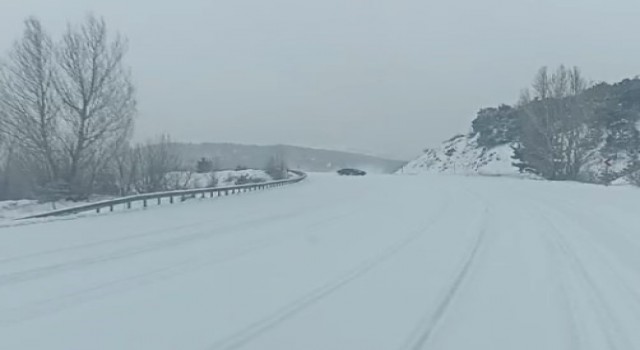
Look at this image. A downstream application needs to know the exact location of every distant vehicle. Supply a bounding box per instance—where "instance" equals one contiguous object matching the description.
[337,168,366,176]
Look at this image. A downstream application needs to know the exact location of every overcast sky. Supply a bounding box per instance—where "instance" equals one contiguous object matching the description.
[1,0,639,159]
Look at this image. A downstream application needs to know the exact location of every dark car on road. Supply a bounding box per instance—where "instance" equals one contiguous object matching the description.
[337,168,366,176]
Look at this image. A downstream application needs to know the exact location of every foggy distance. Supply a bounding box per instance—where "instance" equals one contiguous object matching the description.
[1,1,639,350]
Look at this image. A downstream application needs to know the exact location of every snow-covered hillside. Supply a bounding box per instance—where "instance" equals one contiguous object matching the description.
[401,78,640,181]
[398,134,521,176]
[399,132,636,182]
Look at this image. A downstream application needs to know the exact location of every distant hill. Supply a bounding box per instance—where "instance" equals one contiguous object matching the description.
[171,143,405,174]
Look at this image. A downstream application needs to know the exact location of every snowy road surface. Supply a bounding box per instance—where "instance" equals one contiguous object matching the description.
[1,174,639,350]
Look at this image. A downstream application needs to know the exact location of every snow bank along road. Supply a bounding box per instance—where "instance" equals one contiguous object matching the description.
[0,174,639,350]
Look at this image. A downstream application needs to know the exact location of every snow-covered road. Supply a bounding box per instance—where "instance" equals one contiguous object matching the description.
[1,174,639,350]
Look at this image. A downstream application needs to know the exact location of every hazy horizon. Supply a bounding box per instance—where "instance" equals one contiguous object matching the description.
[1,0,639,159]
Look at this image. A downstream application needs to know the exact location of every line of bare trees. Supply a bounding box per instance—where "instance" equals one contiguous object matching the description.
[0,16,292,202]
[0,15,136,200]
[114,134,192,196]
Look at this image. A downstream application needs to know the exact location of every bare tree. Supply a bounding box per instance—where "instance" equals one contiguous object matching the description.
[166,170,193,190]
[550,64,569,98]
[0,141,12,199]
[569,66,587,95]
[113,140,138,196]
[516,65,601,180]
[265,153,288,180]
[532,66,550,100]
[517,88,531,107]
[55,15,136,194]
[133,135,181,193]
[0,17,61,184]
[85,127,134,195]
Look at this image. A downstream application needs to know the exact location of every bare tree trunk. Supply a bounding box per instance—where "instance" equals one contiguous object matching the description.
[0,145,14,200]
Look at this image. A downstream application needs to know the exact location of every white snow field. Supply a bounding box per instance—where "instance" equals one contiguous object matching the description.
[0,173,639,350]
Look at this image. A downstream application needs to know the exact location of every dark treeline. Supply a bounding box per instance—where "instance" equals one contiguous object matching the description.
[471,65,640,184]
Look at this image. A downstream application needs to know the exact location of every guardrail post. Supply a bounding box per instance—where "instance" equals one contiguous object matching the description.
[158,197,161,205]
[110,205,114,212]
[96,207,101,214]
[127,202,132,209]
[143,199,148,208]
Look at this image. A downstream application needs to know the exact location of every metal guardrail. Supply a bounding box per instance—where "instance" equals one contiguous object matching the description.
[19,170,307,220]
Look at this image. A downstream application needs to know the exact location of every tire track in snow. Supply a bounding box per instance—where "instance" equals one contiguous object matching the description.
[206,202,451,350]
[506,184,640,307]
[0,206,368,324]
[0,238,271,325]
[0,213,293,287]
[462,185,584,350]
[0,205,364,288]
[399,207,489,350]
[0,188,370,266]
[534,216,583,350]
[538,203,640,310]
[0,219,222,265]
[532,205,632,350]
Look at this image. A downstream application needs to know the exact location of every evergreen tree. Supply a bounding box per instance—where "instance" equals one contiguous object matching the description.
[265,155,288,180]
[196,157,213,173]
